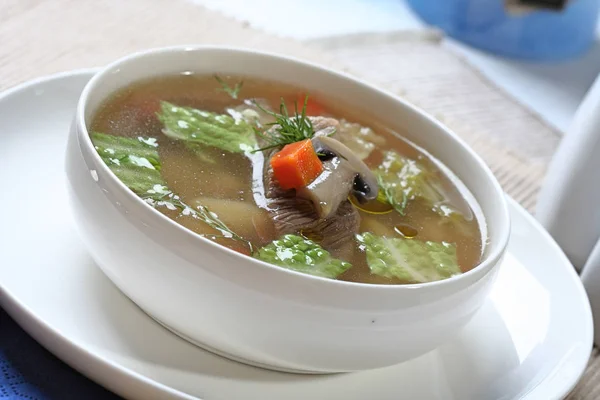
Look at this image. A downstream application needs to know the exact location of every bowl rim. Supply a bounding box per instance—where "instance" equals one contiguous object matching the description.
[75,44,511,292]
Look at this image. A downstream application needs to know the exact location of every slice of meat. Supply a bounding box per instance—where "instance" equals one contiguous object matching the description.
[255,116,376,258]
[263,154,360,257]
[262,142,359,256]
[305,136,379,218]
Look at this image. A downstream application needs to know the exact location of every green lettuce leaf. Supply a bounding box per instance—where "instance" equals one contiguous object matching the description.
[376,151,449,215]
[375,150,475,235]
[91,132,252,251]
[356,232,461,283]
[254,234,352,279]
[91,132,165,195]
[157,101,257,154]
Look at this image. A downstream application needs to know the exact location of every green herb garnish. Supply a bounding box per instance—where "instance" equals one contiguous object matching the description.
[252,96,316,152]
[214,75,243,99]
[91,131,252,252]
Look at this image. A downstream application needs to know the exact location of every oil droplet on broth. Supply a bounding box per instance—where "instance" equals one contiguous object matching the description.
[394,224,418,239]
[348,194,394,215]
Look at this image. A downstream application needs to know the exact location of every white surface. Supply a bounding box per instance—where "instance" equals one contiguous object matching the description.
[65,46,508,373]
[190,0,600,134]
[0,70,593,400]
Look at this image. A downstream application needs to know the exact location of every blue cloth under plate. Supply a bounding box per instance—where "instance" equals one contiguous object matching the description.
[0,308,120,399]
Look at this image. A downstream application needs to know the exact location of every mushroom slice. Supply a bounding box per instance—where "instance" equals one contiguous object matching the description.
[296,137,379,218]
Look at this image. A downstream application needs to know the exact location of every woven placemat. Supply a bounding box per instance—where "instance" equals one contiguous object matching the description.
[0,1,552,211]
[0,0,345,90]
[308,31,560,212]
[0,0,592,398]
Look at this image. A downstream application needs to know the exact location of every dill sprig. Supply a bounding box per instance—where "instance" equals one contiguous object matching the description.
[214,75,243,99]
[251,96,315,152]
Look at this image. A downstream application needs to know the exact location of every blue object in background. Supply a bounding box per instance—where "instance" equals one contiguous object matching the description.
[406,0,600,61]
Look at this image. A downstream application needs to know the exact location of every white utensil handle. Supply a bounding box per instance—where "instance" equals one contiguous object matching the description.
[581,239,600,344]
[536,73,600,271]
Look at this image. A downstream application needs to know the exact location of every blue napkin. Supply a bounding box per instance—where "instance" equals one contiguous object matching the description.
[0,308,120,399]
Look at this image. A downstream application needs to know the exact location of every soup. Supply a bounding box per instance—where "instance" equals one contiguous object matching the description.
[90,74,484,285]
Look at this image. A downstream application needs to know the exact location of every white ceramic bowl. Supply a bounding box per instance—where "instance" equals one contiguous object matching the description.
[65,46,510,374]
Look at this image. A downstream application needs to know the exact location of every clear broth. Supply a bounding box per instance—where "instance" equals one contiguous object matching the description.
[91,74,483,284]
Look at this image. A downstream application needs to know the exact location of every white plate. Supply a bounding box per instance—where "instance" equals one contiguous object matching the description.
[0,70,593,400]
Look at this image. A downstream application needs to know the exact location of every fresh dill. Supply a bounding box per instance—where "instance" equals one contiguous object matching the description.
[251,96,316,152]
[214,75,243,99]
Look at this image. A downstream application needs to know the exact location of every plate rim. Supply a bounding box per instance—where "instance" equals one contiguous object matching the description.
[505,193,594,399]
[0,69,593,400]
[0,69,195,400]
